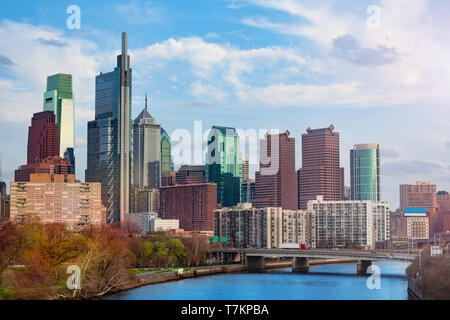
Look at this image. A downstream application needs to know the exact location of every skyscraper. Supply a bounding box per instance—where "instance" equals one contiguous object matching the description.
[205,126,242,207]
[15,110,73,182]
[298,125,344,209]
[160,127,172,185]
[43,73,75,170]
[133,95,161,190]
[350,144,380,201]
[86,32,132,224]
[253,130,298,210]
[27,111,59,164]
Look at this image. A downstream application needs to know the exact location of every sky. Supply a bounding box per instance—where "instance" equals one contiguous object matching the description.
[0,0,449,209]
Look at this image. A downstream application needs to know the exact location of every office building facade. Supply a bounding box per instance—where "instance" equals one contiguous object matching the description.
[206,126,242,207]
[133,99,161,190]
[350,144,380,201]
[253,131,297,210]
[159,183,217,231]
[86,32,132,224]
[176,165,206,184]
[400,182,438,211]
[43,73,75,168]
[298,125,345,209]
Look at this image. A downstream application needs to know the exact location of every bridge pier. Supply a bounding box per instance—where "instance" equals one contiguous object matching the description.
[292,257,309,273]
[357,260,372,276]
[247,256,265,272]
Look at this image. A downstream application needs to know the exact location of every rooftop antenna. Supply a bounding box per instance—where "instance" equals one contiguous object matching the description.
[145,93,148,111]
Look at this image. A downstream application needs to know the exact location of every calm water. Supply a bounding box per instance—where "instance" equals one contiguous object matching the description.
[105,261,409,300]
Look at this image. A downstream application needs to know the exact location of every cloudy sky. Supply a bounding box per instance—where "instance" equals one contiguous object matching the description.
[0,0,449,208]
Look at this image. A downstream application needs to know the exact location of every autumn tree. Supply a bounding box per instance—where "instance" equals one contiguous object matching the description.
[0,222,24,286]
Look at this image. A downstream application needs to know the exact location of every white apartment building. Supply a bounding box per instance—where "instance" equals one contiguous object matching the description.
[307,197,389,249]
[214,203,316,249]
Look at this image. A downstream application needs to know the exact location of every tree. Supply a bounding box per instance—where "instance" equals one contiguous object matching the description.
[76,225,135,297]
[0,222,24,286]
[167,238,186,268]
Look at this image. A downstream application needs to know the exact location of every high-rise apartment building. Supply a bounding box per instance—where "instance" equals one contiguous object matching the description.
[206,126,241,207]
[307,197,389,249]
[43,73,75,169]
[176,165,206,184]
[350,144,380,201]
[399,182,438,211]
[133,96,161,190]
[10,173,106,229]
[86,32,132,224]
[298,125,345,209]
[253,131,297,210]
[214,203,316,249]
[159,183,217,231]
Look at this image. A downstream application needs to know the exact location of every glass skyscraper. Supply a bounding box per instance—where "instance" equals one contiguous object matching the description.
[86,32,132,224]
[350,144,380,201]
[160,128,172,177]
[43,73,75,171]
[205,126,242,207]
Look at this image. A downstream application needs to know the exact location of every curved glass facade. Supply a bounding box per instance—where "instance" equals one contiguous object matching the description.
[350,144,380,201]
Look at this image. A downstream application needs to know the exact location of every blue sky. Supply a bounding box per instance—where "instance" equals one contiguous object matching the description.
[0,0,449,208]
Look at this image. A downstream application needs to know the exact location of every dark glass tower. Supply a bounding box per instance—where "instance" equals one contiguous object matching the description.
[86,32,132,224]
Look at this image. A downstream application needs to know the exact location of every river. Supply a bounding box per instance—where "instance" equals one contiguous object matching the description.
[104,261,410,300]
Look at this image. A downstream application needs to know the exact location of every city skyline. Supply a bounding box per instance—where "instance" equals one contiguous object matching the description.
[0,0,450,209]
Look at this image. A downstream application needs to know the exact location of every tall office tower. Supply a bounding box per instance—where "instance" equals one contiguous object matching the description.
[241,179,256,203]
[242,155,249,181]
[133,95,161,190]
[176,165,206,184]
[86,32,132,224]
[205,126,242,207]
[159,183,217,231]
[253,131,297,210]
[297,125,345,210]
[399,182,437,211]
[43,73,75,169]
[27,111,59,164]
[10,173,106,229]
[160,127,172,186]
[350,144,380,201]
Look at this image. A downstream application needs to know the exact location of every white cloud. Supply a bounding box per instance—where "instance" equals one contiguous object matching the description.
[191,81,226,101]
[0,20,103,123]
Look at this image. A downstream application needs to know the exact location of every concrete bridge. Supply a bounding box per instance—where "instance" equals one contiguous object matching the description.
[208,248,416,275]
